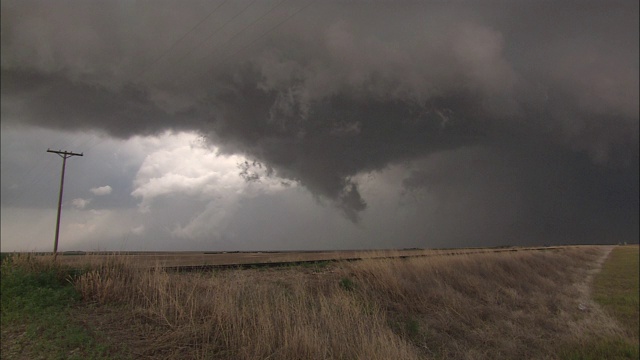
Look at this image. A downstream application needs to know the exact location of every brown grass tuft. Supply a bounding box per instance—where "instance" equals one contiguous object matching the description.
[71,246,621,359]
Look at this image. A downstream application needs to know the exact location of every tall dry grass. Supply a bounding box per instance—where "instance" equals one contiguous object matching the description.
[73,246,618,359]
[338,247,620,359]
[75,258,418,359]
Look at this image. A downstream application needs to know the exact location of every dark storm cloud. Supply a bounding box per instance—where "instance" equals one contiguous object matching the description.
[0,69,205,137]
[402,141,639,245]
[1,1,638,241]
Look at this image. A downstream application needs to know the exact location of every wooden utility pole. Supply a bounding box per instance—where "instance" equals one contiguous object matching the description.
[47,149,83,260]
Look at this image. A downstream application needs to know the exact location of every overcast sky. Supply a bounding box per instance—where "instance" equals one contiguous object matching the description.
[2,0,638,252]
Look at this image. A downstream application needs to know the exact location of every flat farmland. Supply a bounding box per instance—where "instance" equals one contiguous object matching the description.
[53,246,565,269]
[5,245,634,359]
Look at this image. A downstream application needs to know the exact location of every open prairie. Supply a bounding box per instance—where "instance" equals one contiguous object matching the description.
[3,2,637,359]
[53,246,566,269]
[3,245,638,359]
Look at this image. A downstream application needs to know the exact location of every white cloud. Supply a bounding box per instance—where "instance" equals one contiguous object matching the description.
[90,185,112,196]
[131,225,145,235]
[130,132,292,239]
[71,198,92,209]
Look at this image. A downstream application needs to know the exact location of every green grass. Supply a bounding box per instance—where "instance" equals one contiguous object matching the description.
[559,338,638,360]
[1,254,125,360]
[339,277,356,291]
[593,246,639,339]
[561,245,639,360]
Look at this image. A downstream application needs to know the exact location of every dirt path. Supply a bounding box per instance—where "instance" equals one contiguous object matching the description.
[30,245,625,359]
[567,246,624,339]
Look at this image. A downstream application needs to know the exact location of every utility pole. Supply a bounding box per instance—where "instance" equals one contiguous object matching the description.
[47,149,83,260]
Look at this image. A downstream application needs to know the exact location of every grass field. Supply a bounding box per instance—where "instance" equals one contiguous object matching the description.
[47,246,564,269]
[593,245,640,339]
[557,245,639,360]
[2,245,637,359]
[0,254,118,359]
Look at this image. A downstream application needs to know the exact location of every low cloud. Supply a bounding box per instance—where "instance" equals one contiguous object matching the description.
[71,198,92,209]
[90,186,112,196]
[1,1,637,245]
[130,132,291,239]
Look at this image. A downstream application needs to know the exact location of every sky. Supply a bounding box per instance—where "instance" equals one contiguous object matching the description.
[1,0,638,252]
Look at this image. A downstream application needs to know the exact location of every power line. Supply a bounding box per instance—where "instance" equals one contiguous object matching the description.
[134,0,230,83]
[3,131,94,208]
[30,3,233,164]
[74,1,312,157]
[9,1,315,214]
[4,153,59,208]
[78,1,267,169]
[170,0,288,83]
[174,0,315,101]
[217,0,315,65]
[69,132,99,152]
[139,0,259,83]
[7,3,243,215]
[9,130,122,212]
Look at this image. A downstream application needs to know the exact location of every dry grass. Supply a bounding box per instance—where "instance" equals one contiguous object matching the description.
[339,247,624,359]
[56,246,564,269]
[75,261,418,359]
[71,246,620,359]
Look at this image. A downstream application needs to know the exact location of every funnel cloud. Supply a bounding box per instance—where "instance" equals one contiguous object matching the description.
[2,1,638,249]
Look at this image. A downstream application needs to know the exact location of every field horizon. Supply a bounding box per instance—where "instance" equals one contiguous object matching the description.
[1,243,615,269]
[3,244,638,359]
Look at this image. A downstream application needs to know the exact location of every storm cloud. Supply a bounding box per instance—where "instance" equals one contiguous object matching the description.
[2,1,638,245]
